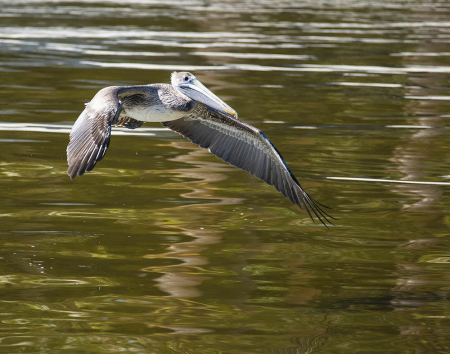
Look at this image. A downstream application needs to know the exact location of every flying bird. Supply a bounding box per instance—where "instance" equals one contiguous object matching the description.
[67,72,333,226]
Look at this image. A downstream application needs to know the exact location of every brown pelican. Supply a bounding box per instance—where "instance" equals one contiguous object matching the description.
[67,72,333,226]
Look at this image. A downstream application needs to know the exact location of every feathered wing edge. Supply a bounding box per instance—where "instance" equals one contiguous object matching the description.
[66,86,145,179]
[66,108,115,179]
[162,113,334,227]
[67,86,122,179]
[262,132,335,227]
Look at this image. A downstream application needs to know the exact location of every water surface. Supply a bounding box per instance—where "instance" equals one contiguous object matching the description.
[1,0,450,353]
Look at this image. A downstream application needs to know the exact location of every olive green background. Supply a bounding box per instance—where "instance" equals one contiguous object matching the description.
[1,1,450,353]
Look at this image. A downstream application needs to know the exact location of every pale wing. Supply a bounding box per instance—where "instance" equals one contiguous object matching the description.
[162,109,333,226]
[67,86,144,179]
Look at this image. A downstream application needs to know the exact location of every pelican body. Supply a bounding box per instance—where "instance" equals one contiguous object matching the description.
[67,72,333,226]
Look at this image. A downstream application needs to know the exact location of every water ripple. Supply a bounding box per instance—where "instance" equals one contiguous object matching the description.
[0,122,168,136]
[81,60,450,75]
[326,177,450,186]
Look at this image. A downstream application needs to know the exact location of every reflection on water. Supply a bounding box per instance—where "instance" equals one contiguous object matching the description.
[1,0,450,353]
[145,143,244,299]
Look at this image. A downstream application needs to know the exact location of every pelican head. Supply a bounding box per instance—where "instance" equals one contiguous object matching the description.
[171,71,238,118]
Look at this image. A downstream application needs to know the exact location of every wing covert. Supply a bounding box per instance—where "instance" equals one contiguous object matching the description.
[162,108,333,226]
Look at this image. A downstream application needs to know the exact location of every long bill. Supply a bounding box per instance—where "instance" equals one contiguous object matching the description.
[178,78,238,118]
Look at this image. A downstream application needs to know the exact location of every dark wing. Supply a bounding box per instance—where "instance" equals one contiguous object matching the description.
[163,108,333,227]
[67,86,144,179]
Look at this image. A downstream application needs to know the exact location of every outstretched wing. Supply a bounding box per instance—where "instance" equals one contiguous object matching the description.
[163,108,333,226]
[67,86,146,179]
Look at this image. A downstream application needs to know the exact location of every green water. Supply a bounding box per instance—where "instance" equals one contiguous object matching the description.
[1,1,450,353]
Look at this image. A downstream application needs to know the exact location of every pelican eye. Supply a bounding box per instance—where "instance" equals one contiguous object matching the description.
[183,76,189,82]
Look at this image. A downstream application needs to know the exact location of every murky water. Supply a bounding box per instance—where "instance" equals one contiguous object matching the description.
[1,0,450,352]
